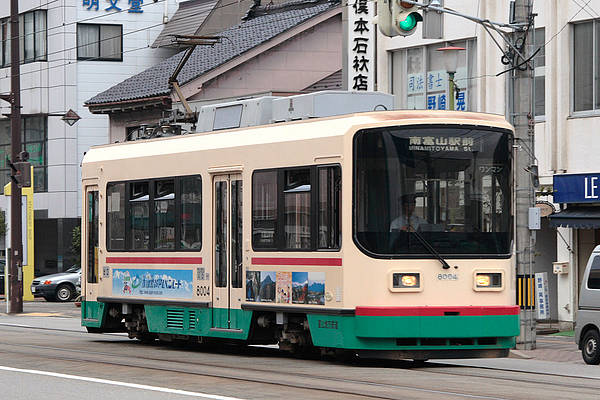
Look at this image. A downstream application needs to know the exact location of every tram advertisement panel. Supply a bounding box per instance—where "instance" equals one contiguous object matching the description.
[112,268,194,299]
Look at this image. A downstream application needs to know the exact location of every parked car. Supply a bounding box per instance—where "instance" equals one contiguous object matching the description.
[576,245,600,365]
[31,266,81,302]
[0,260,5,296]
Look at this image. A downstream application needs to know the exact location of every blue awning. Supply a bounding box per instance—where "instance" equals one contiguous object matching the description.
[549,207,600,229]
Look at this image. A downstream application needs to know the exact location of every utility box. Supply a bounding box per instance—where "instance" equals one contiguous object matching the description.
[528,207,541,230]
[197,96,277,132]
[195,91,395,132]
[271,91,394,122]
[553,261,569,275]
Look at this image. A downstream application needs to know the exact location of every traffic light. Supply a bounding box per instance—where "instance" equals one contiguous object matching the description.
[376,0,423,37]
[392,1,423,36]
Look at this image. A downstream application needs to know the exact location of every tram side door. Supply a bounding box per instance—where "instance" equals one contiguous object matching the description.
[212,174,244,330]
[82,186,100,317]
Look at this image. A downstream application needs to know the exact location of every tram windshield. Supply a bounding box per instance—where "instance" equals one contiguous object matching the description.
[354,125,512,257]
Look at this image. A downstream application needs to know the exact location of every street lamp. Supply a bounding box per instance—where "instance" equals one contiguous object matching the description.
[436,46,465,110]
[48,109,81,126]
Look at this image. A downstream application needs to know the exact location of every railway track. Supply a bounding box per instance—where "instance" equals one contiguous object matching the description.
[0,322,598,400]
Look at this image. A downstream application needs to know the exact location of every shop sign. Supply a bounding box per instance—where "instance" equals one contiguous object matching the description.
[83,0,144,13]
[347,0,374,91]
[553,173,600,203]
[535,272,550,320]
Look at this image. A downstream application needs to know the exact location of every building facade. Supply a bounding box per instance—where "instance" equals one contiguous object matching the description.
[0,0,180,276]
[85,0,343,143]
[377,1,600,328]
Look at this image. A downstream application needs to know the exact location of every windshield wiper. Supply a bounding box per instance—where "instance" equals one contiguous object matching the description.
[408,226,451,270]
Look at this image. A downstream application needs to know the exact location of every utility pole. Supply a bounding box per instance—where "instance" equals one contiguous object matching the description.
[511,0,536,350]
[8,0,23,314]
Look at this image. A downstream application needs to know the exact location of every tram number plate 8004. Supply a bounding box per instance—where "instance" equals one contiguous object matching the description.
[196,285,210,296]
[437,273,458,281]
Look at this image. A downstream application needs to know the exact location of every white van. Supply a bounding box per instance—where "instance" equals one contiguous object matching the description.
[575,245,600,365]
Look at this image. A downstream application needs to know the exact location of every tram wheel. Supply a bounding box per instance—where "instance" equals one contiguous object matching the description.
[582,330,600,365]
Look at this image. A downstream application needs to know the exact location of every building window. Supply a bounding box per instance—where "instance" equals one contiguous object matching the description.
[391,39,477,111]
[573,20,600,112]
[0,10,47,67]
[77,24,123,61]
[0,116,47,193]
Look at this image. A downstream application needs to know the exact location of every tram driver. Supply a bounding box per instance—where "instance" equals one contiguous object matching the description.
[390,194,426,232]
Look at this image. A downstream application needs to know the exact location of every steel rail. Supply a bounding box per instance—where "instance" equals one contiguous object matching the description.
[0,324,599,397]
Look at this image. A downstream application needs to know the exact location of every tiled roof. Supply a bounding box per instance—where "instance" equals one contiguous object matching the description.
[152,0,218,48]
[303,69,342,92]
[86,0,340,106]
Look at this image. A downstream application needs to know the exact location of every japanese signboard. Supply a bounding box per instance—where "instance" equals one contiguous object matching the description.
[83,0,144,13]
[408,67,468,111]
[535,272,550,320]
[553,173,600,203]
[347,0,374,91]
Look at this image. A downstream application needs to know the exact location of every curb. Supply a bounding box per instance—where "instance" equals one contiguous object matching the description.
[509,349,533,359]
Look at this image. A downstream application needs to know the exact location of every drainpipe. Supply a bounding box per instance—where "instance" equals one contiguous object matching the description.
[164,0,169,24]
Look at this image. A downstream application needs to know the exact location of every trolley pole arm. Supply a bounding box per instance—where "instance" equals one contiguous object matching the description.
[168,45,198,122]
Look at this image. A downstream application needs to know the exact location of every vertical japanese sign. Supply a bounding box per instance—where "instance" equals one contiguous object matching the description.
[535,272,550,320]
[415,68,468,111]
[347,0,375,91]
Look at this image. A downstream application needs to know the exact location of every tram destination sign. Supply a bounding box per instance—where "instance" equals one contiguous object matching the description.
[553,173,600,203]
[408,135,481,152]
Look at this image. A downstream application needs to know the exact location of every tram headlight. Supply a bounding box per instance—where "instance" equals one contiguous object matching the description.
[475,273,502,288]
[393,273,420,288]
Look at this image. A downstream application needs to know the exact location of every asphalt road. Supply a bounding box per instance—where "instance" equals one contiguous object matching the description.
[1,301,599,400]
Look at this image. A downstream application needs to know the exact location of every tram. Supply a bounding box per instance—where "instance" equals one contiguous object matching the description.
[81,110,519,360]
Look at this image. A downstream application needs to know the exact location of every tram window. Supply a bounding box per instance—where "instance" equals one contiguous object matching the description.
[284,169,311,250]
[130,181,150,250]
[180,176,202,250]
[252,164,341,251]
[87,190,99,283]
[215,181,228,287]
[231,180,243,288]
[154,180,175,250]
[106,183,125,250]
[318,166,341,249]
[252,171,278,249]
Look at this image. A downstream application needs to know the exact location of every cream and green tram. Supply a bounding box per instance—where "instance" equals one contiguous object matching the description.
[81,110,519,360]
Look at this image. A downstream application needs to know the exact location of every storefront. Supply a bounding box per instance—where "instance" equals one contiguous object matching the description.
[551,173,600,327]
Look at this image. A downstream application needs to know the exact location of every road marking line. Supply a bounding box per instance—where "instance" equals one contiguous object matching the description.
[0,365,246,400]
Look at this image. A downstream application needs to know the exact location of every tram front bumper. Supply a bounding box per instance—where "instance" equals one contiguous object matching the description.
[307,306,520,351]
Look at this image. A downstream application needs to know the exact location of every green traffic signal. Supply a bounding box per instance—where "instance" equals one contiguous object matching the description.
[397,12,422,32]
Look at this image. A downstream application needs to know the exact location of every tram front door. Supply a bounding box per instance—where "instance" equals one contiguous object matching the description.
[212,174,244,330]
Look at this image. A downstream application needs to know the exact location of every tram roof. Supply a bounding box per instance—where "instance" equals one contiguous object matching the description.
[83,110,512,164]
